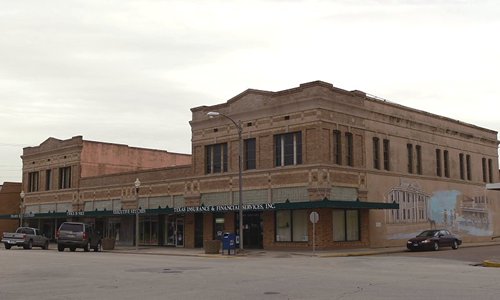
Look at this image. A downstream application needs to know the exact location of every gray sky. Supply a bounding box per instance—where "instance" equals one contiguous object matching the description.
[1,0,499,183]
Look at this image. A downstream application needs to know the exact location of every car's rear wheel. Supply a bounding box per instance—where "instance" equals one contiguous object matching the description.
[433,242,439,251]
[70,247,76,252]
[4,244,11,250]
[84,242,90,252]
[42,241,49,250]
[58,244,64,252]
[452,240,459,250]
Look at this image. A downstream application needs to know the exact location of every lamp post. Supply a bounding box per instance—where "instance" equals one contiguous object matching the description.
[19,190,25,227]
[134,178,141,251]
[207,111,244,251]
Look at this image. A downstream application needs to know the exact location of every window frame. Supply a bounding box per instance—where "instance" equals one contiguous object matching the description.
[274,131,302,167]
[332,209,360,242]
[333,130,342,165]
[28,171,39,192]
[383,139,390,171]
[244,138,256,170]
[372,137,380,170]
[275,209,308,242]
[58,166,72,189]
[205,143,228,174]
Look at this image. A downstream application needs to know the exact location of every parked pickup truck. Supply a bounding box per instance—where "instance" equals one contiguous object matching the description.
[2,227,50,250]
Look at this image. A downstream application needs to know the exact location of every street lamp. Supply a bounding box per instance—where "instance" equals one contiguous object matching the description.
[19,190,25,227]
[134,178,141,251]
[207,111,244,252]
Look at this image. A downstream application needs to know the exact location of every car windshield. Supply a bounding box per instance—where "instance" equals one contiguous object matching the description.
[60,223,84,233]
[416,230,438,237]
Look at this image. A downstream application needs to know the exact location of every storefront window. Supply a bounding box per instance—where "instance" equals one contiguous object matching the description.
[276,210,291,241]
[333,209,360,242]
[276,210,308,242]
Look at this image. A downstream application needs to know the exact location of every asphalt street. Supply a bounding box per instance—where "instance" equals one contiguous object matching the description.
[1,245,500,300]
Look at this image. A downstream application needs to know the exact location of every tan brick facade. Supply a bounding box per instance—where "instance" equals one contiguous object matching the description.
[17,81,499,250]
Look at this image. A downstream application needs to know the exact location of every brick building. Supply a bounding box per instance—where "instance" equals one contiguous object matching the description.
[13,81,500,250]
[0,182,22,234]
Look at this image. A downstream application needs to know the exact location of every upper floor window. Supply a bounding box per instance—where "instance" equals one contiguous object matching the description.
[466,154,472,180]
[383,139,390,171]
[59,166,71,189]
[488,159,494,183]
[244,138,256,170]
[275,132,302,167]
[28,171,39,192]
[333,130,342,165]
[372,137,380,170]
[444,150,450,178]
[345,133,353,167]
[45,169,52,191]
[206,143,228,174]
[416,145,422,175]
[459,153,465,180]
[436,149,442,177]
[407,144,414,174]
[482,158,488,182]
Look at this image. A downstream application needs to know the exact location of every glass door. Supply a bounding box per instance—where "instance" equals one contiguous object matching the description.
[165,215,176,246]
[176,218,184,247]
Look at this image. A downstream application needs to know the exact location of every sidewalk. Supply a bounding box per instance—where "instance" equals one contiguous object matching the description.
[104,241,500,259]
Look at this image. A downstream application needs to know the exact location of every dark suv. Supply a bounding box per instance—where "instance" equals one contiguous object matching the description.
[57,222,102,252]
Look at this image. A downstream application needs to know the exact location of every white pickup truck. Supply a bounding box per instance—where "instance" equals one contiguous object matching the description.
[2,227,50,250]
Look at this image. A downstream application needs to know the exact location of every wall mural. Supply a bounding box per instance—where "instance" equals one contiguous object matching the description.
[385,182,491,240]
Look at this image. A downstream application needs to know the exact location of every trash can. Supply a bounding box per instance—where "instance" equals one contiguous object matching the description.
[222,232,236,255]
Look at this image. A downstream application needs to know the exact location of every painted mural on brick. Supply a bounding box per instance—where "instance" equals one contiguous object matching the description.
[384,182,492,240]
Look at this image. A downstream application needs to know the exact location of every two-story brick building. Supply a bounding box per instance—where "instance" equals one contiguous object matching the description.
[16,81,500,250]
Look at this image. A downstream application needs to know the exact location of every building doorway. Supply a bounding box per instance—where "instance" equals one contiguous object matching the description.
[139,216,159,245]
[237,212,263,249]
[194,213,204,248]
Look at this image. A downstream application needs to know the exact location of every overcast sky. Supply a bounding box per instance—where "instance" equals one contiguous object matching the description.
[1,0,499,183]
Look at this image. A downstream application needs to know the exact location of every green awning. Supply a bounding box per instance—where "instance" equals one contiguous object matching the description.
[274,198,399,210]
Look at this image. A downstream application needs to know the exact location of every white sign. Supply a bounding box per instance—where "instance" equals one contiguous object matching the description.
[309,211,319,224]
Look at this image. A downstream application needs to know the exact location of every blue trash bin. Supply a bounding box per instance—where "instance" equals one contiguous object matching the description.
[222,232,236,255]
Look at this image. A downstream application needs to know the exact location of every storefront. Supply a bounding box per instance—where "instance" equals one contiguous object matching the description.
[2,198,398,250]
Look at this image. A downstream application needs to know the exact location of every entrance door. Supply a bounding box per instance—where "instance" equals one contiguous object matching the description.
[194,213,204,248]
[238,212,263,249]
[165,215,176,246]
[175,218,184,247]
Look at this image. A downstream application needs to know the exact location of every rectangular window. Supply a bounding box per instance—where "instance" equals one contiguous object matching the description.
[28,171,39,192]
[205,143,228,174]
[436,149,442,177]
[466,154,471,180]
[407,144,413,174]
[459,153,465,180]
[345,132,353,167]
[488,159,493,183]
[444,150,449,178]
[275,210,308,242]
[383,139,390,171]
[45,169,52,191]
[482,158,487,182]
[333,209,360,242]
[333,130,342,165]
[372,137,380,170]
[244,138,256,170]
[275,132,302,167]
[416,145,422,175]
[58,166,71,189]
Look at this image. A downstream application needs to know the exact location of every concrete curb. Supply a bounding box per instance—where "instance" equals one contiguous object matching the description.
[482,260,500,268]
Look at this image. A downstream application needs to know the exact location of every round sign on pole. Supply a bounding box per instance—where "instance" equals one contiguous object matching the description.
[309,211,319,223]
